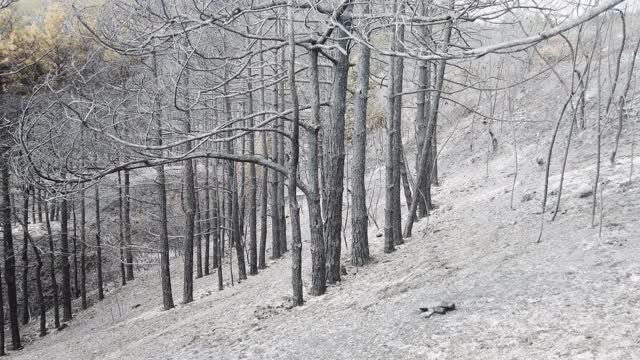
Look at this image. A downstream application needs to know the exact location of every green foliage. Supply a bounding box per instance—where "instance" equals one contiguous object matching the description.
[0,2,97,92]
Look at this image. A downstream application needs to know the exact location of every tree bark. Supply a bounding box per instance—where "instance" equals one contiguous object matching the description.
[258,41,269,270]
[21,185,29,325]
[195,163,203,279]
[80,188,87,310]
[204,159,211,275]
[72,200,79,298]
[118,171,127,286]
[278,18,288,254]
[153,52,175,311]
[271,80,282,260]
[0,258,5,355]
[308,49,326,295]
[61,197,72,322]
[287,1,303,306]
[31,238,46,337]
[44,200,60,329]
[384,13,398,254]
[124,169,134,281]
[95,185,104,301]
[392,0,405,246]
[323,12,351,283]
[37,188,43,223]
[212,160,223,291]
[351,3,371,266]
[182,121,196,304]
[415,8,432,217]
[2,158,21,349]
[247,69,258,276]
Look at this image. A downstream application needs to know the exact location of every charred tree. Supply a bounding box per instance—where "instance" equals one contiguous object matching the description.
[308,49,326,295]
[124,169,134,281]
[44,200,60,329]
[351,1,372,267]
[60,197,72,321]
[95,185,104,301]
[1,157,21,349]
[21,185,29,325]
[323,10,351,283]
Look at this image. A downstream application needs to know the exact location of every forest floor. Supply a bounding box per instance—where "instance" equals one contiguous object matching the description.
[10,60,640,359]
[12,117,640,359]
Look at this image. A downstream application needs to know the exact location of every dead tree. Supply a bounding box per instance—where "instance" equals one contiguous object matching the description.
[351,0,371,267]
[324,9,351,283]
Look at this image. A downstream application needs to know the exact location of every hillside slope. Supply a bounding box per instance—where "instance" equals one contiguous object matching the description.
[11,98,640,359]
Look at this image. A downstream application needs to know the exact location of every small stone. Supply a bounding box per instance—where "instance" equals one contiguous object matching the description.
[578,189,593,198]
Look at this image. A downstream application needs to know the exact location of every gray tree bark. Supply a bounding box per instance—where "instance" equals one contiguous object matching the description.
[204,159,211,275]
[271,79,282,259]
[247,69,258,276]
[95,184,104,301]
[258,41,269,270]
[118,171,127,286]
[287,2,303,305]
[153,52,175,311]
[1,160,20,349]
[308,49,326,295]
[195,163,203,279]
[351,1,371,267]
[323,12,351,283]
[21,185,29,325]
[60,197,72,322]
[44,200,60,329]
[124,169,134,281]
[80,187,87,310]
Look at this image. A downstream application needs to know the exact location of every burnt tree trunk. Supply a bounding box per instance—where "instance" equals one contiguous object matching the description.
[153,52,174,311]
[181,97,196,304]
[80,188,87,310]
[204,159,211,275]
[60,197,72,321]
[277,19,288,254]
[287,2,303,306]
[351,3,371,266]
[0,260,5,355]
[212,160,223,291]
[270,79,282,260]
[415,4,432,217]
[124,170,134,281]
[30,238,46,337]
[392,0,406,246]
[2,158,21,349]
[95,185,104,301]
[258,40,269,270]
[323,11,351,283]
[247,69,258,276]
[72,201,79,298]
[44,200,60,329]
[308,49,326,295]
[21,185,29,325]
[118,171,127,286]
[195,163,203,279]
